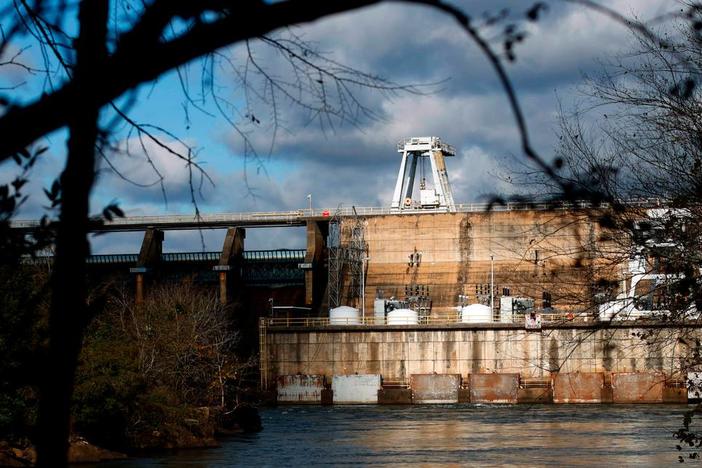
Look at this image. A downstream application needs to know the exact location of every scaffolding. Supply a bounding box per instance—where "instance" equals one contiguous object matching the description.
[327,208,344,310]
[327,206,366,310]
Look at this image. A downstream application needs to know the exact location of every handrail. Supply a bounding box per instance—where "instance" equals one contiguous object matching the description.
[10,198,671,230]
[262,312,586,328]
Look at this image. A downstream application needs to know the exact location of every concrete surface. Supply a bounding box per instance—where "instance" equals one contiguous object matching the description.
[277,375,324,404]
[332,374,381,404]
[470,373,519,404]
[410,374,460,404]
[553,372,604,403]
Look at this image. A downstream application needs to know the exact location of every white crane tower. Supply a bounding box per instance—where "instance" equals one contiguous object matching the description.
[390,136,456,212]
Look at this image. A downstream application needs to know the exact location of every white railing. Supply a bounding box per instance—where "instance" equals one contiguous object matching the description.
[262,312,584,329]
[11,198,670,230]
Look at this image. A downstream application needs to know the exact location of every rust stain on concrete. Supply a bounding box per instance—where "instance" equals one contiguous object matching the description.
[553,372,603,403]
[277,375,325,404]
[470,373,519,404]
[611,372,664,403]
[411,374,460,403]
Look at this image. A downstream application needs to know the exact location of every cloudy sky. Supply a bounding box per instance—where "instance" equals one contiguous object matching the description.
[0,0,678,252]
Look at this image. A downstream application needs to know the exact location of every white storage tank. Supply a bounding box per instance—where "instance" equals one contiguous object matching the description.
[329,306,361,325]
[386,308,419,325]
[461,304,492,323]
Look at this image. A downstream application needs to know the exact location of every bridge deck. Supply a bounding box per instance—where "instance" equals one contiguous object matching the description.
[10,200,661,232]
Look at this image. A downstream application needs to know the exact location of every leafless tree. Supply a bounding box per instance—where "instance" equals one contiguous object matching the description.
[509,12,702,460]
[2,0,701,465]
[110,282,250,408]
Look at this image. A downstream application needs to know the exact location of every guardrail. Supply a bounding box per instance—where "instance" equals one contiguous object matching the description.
[262,309,698,329]
[262,312,584,328]
[11,198,670,231]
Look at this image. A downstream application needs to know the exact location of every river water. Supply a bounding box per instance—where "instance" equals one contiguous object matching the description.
[104,404,694,466]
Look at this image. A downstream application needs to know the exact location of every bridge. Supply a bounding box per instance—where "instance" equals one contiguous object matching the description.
[26,249,306,286]
[9,201,637,232]
[12,199,664,311]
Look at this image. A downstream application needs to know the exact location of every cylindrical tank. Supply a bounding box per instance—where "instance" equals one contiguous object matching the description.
[461,304,493,323]
[373,299,386,325]
[386,308,419,325]
[329,306,361,325]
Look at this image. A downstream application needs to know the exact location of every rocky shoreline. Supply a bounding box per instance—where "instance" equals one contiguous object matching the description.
[0,404,262,465]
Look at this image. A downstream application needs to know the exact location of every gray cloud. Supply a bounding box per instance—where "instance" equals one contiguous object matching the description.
[214,0,674,217]
[8,0,679,255]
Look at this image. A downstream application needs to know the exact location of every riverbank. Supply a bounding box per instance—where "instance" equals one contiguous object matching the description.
[0,404,262,465]
[0,436,127,465]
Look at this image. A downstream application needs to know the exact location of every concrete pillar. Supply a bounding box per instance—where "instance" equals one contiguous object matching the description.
[135,273,144,304]
[213,227,245,305]
[130,227,163,304]
[304,220,327,308]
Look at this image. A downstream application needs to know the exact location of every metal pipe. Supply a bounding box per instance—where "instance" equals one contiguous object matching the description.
[361,256,370,318]
[490,254,494,317]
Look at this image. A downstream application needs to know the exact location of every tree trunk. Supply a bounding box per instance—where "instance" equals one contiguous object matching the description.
[35,1,108,466]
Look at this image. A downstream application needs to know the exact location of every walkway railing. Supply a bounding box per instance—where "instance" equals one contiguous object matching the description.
[262,312,582,328]
[11,198,668,231]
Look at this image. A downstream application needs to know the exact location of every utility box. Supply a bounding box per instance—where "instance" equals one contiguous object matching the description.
[373,299,386,325]
[500,296,534,323]
[420,189,439,207]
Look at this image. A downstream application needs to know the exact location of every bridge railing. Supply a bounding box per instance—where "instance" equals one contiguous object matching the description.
[11,198,670,230]
[88,254,139,264]
[244,249,306,261]
[23,249,307,266]
[162,252,220,262]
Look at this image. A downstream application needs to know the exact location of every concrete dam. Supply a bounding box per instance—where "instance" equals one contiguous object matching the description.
[260,137,697,406]
[16,137,697,405]
[261,208,696,405]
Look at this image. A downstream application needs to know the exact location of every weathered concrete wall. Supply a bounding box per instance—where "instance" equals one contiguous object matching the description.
[612,372,665,403]
[410,374,460,403]
[339,210,609,315]
[264,324,695,386]
[276,375,324,404]
[332,375,381,404]
[470,373,519,403]
[553,372,604,403]
[378,388,412,404]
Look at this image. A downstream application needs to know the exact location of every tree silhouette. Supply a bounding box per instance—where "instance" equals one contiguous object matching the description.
[2,0,701,465]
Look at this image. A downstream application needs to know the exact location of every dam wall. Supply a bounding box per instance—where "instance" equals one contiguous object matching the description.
[338,210,617,316]
[261,322,696,403]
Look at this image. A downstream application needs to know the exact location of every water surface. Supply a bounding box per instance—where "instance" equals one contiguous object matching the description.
[105,404,694,466]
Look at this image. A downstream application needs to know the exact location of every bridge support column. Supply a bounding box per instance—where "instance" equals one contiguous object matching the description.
[214,227,245,305]
[130,228,163,304]
[304,221,327,309]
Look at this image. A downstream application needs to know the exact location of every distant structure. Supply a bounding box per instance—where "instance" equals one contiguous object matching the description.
[390,136,456,212]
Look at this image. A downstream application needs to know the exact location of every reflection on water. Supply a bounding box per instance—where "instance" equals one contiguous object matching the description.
[103,405,691,466]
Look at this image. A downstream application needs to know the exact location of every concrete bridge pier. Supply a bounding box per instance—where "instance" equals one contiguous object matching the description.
[130,227,163,304]
[214,227,245,305]
[304,220,328,311]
